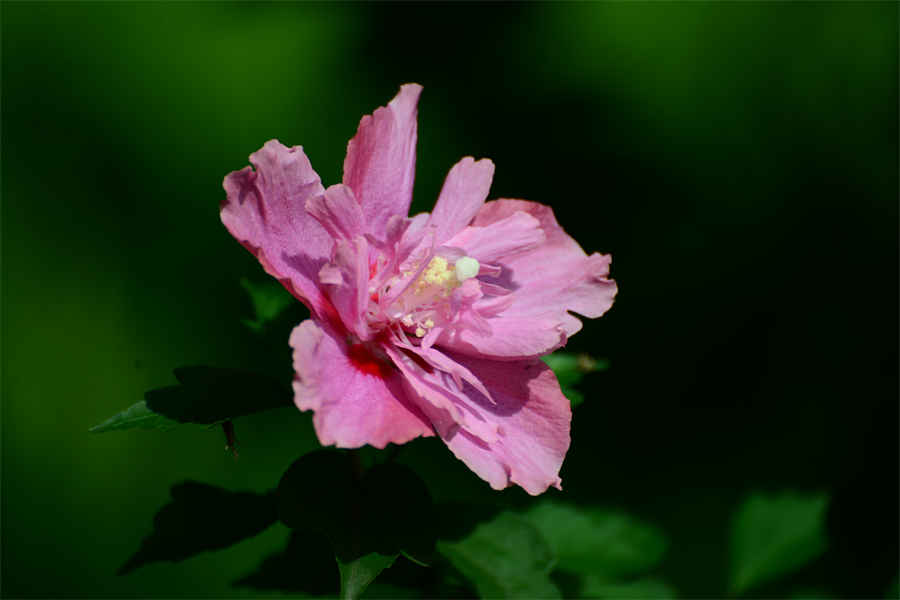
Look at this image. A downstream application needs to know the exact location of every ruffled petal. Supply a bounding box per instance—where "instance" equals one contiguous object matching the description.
[435,199,617,359]
[472,199,617,335]
[290,320,434,449]
[445,210,545,265]
[439,355,571,495]
[305,184,365,241]
[384,345,500,444]
[222,140,331,316]
[428,157,495,245]
[343,84,422,238]
[437,314,567,359]
[317,237,370,339]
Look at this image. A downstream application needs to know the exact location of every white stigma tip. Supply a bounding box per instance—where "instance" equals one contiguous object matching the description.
[454,256,480,281]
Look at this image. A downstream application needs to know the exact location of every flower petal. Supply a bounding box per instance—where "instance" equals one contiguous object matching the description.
[438,315,567,359]
[472,199,617,335]
[384,345,500,444]
[343,84,422,238]
[439,355,571,495]
[290,320,434,449]
[305,184,365,241]
[222,140,331,315]
[318,236,370,339]
[445,210,545,264]
[435,199,617,359]
[428,157,495,245]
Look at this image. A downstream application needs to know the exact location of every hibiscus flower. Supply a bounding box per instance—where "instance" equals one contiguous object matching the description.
[221,84,616,495]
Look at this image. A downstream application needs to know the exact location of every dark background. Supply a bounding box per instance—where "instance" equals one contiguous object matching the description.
[2,2,897,597]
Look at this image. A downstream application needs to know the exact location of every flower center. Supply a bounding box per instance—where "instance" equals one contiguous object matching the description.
[387,254,479,338]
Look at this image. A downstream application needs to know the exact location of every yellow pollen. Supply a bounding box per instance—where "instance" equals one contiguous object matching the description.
[414,256,458,295]
[414,326,426,337]
[424,318,435,328]
[423,257,454,285]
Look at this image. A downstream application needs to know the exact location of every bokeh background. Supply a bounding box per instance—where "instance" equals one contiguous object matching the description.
[3,2,897,598]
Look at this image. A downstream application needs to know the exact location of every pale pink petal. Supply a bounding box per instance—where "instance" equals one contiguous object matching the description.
[318,237,370,339]
[396,339,494,405]
[440,355,571,495]
[428,157,495,245]
[434,199,617,359]
[222,140,332,315]
[305,184,364,241]
[384,345,499,444]
[437,314,567,359]
[343,84,422,237]
[472,199,617,335]
[290,320,433,449]
[445,210,545,264]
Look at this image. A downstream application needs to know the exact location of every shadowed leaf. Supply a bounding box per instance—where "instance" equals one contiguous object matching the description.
[90,366,291,432]
[729,491,829,595]
[523,500,667,579]
[234,530,338,595]
[437,512,561,599]
[119,481,277,574]
[276,450,435,599]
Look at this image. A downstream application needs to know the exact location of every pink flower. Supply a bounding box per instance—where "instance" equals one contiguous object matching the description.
[221,84,616,495]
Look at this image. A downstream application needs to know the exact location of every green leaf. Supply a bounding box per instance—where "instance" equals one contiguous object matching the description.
[240,277,293,332]
[729,491,829,595]
[119,481,277,574]
[90,366,291,432]
[89,399,179,433]
[437,512,561,599]
[338,552,398,600]
[523,501,667,579]
[542,353,609,408]
[581,576,677,599]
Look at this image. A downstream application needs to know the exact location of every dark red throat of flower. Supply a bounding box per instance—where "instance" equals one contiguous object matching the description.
[347,341,394,379]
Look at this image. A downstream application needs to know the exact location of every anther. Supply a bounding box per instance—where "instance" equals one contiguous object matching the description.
[454,256,480,281]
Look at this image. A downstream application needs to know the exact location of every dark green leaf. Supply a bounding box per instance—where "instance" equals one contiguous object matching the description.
[523,501,667,579]
[542,353,609,408]
[362,463,436,565]
[90,366,291,432]
[581,576,677,599]
[338,552,398,600]
[240,277,294,332]
[437,512,561,599]
[119,481,277,574]
[729,491,829,595]
[362,580,423,599]
[276,450,435,598]
[234,530,338,595]
[277,450,357,540]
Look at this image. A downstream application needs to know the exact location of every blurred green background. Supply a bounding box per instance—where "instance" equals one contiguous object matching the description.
[2,2,897,598]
